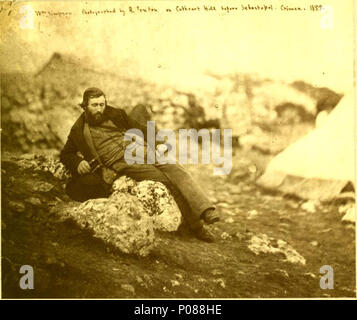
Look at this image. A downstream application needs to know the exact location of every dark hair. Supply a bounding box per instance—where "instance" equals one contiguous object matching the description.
[79,87,106,109]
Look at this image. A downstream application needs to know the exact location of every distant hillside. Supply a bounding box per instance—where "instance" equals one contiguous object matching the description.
[291,80,343,113]
[1,52,343,155]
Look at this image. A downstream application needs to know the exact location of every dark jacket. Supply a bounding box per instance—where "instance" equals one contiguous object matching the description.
[60,105,149,176]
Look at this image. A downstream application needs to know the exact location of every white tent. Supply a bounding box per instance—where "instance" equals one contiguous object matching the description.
[257,92,355,202]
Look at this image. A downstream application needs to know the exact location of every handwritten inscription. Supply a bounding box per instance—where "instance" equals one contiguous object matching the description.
[82,8,117,16]
[176,6,201,12]
[241,4,274,11]
[35,10,72,17]
[129,6,158,13]
[0,2,328,19]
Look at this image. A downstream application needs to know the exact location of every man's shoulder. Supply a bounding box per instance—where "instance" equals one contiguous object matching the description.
[105,105,126,117]
[69,112,84,133]
[105,105,130,125]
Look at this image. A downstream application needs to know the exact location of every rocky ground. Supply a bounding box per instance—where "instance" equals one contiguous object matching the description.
[1,153,355,298]
[0,51,351,299]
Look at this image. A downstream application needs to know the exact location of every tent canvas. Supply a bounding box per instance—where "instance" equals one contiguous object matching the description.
[257,92,355,202]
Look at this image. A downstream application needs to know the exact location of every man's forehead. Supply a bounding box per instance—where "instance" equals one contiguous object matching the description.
[88,95,105,103]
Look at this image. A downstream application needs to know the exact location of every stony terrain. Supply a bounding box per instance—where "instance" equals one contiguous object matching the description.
[1,53,353,298]
[2,154,355,298]
[1,52,341,156]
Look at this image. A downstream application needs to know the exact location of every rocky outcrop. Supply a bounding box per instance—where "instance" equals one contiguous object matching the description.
[248,233,306,265]
[61,193,156,257]
[60,176,182,256]
[2,153,182,257]
[112,177,182,232]
[4,153,70,181]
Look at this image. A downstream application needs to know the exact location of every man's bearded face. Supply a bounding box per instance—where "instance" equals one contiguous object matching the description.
[85,95,106,125]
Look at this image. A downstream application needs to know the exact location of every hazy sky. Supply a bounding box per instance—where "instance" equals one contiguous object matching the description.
[0,0,354,93]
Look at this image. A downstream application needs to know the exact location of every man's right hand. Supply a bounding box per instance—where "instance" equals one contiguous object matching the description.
[77,160,91,175]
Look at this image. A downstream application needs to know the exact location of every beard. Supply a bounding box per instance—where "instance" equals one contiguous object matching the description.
[85,110,107,126]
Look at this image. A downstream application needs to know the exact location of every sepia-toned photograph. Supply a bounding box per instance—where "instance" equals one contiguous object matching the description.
[0,0,355,299]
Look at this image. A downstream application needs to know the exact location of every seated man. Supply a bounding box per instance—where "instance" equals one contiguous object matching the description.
[60,87,219,242]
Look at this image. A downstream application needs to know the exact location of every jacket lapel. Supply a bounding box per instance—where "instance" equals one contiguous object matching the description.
[71,113,96,160]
